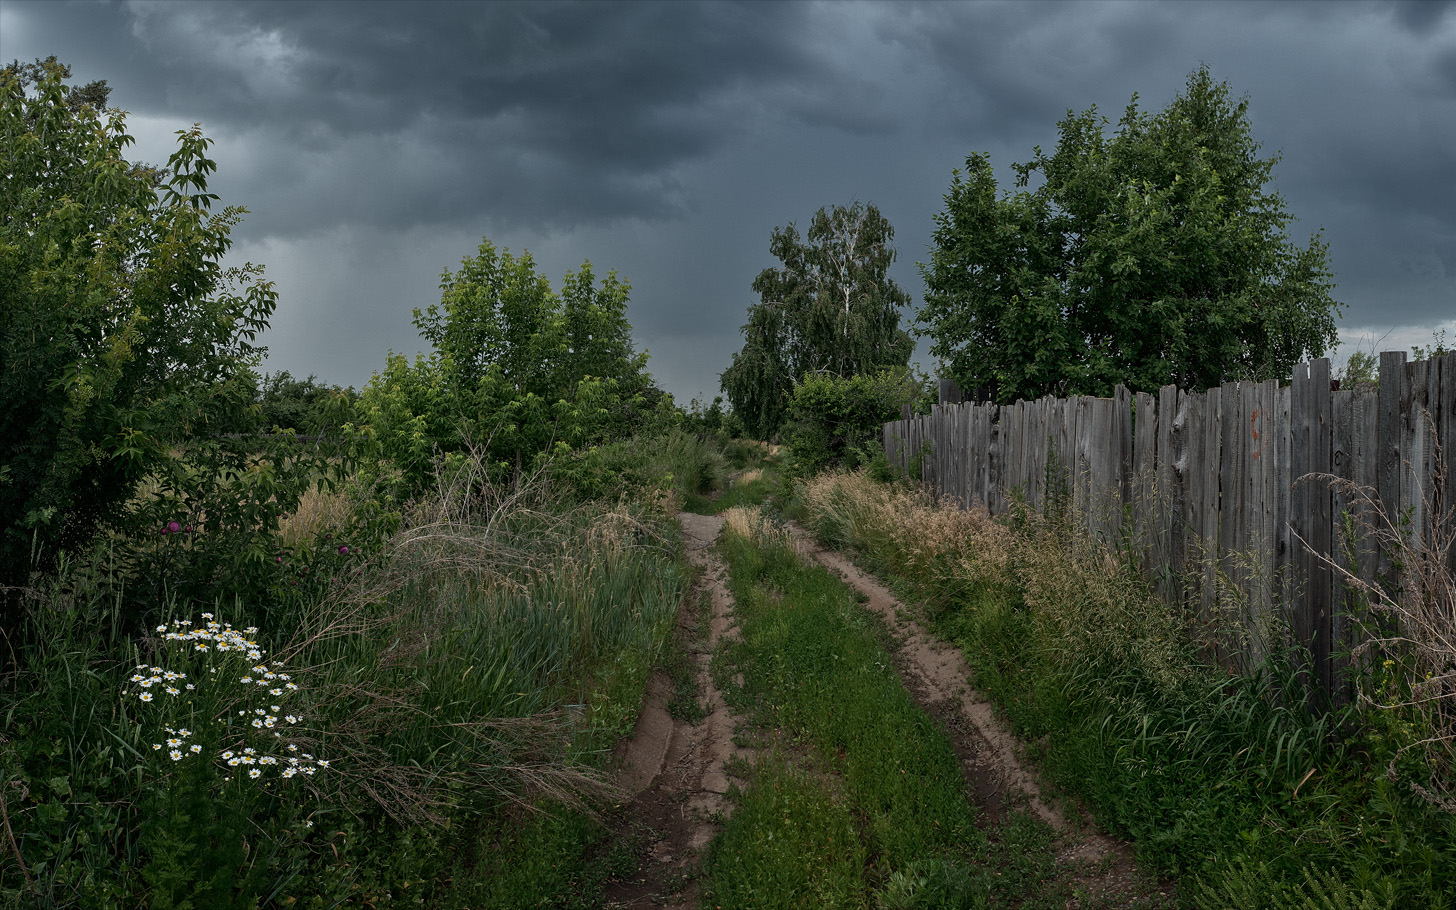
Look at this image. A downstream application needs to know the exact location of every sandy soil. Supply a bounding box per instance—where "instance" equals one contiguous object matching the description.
[602,512,750,909]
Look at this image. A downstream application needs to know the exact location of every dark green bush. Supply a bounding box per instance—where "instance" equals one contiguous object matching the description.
[782,369,918,474]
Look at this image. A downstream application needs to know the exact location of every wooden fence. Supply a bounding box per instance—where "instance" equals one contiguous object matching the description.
[883,353,1456,697]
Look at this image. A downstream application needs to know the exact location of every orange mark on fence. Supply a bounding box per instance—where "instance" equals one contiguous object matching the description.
[1250,408,1261,459]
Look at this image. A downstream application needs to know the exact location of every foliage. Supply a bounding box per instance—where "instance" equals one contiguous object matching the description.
[1412,329,1451,361]
[1341,350,1379,389]
[795,470,1456,905]
[251,371,357,436]
[918,67,1341,403]
[782,368,919,474]
[0,463,691,907]
[356,238,667,494]
[0,59,276,608]
[721,202,914,439]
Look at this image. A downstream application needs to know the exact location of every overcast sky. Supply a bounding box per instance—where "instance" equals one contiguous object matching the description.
[4,0,1454,402]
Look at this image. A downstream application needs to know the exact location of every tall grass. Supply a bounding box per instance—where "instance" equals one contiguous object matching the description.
[794,470,1456,907]
[0,454,690,907]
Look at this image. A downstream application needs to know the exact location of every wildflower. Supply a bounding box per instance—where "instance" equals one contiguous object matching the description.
[316,759,329,769]
[155,625,166,633]
[169,750,183,761]
[167,521,180,533]
[189,744,202,754]
[166,738,182,747]
[139,692,153,703]
[338,545,349,555]
[178,728,191,737]
[201,613,213,620]
[185,683,195,691]
[249,769,262,779]
[282,768,297,778]
[252,719,264,729]
[285,715,298,724]
[153,743,162,751]
[240,677,252,684]
[165,687,179,696]
[222,751,235,760]
[195,643,208,652]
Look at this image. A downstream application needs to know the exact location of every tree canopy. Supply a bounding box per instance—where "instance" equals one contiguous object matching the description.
[359,238,661,490]
[917,67,1341,404]
[721,202,913,439]
[0,57,275,588]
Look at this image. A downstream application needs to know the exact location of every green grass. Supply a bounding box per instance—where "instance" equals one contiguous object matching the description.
[704,515,1067,909]
[794,471,1456,908]
[682,452,782,516]
[0,484,693,908]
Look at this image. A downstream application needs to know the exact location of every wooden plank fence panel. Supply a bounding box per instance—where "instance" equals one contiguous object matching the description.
[1439,355,1456,576]
[881,352,1446,706]
[1274,383,1294,619]
[1310,358,1334,696]
[1378,352,1407,588]
[1218,382,1240,626]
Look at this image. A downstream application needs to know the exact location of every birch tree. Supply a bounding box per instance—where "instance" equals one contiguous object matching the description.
[721,202,913,439]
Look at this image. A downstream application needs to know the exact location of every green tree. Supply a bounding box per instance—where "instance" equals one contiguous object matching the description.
[0,59,276,596]
[721,202,913,439]
[361,238,660,490]
[918,67,1341,403]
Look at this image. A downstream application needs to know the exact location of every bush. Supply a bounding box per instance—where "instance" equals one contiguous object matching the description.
[0,60,276,614]
[782,369,918,474]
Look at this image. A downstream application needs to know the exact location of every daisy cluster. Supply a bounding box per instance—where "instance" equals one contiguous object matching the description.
[151,726,205,761]
[126,613,329,782]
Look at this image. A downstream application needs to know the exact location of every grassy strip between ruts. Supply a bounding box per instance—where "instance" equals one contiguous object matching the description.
[703,508,1067,909]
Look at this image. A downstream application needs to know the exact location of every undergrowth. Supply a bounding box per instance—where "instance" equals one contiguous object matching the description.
[794,470,1455,908]
[0,451,695,907]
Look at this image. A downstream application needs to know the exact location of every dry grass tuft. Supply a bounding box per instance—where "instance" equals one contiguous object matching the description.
[1308,427,1456,810]
[278,484,355,547]
[722,505,790,549]
[797,470,1200,700]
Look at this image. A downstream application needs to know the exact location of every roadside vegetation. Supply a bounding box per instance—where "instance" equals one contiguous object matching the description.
[0,59,734,907]
[792,469,1456,907]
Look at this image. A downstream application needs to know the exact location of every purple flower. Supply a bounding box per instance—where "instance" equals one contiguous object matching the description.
[167,521,181,533]
[276,556,284,564]
[183,525,191,533]
[338,546,349,555]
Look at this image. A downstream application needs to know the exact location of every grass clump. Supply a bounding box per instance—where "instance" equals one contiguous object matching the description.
[795,469,1456,906]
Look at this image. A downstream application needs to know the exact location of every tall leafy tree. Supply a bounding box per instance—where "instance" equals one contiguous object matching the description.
[721,202,913,439]
[918,67,1341,403]
[0,58,276,595]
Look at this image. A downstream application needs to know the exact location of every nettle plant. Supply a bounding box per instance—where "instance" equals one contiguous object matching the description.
[125,614,328,785]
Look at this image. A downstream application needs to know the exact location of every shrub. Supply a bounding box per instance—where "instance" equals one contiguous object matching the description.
[782,369,919,474]
[0,60,276,617]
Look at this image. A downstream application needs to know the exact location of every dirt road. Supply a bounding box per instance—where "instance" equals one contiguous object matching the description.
[605,511,1166,907]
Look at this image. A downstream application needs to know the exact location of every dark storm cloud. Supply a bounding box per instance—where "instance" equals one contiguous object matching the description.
[101,0,900,235]
[3,0,1453,399]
